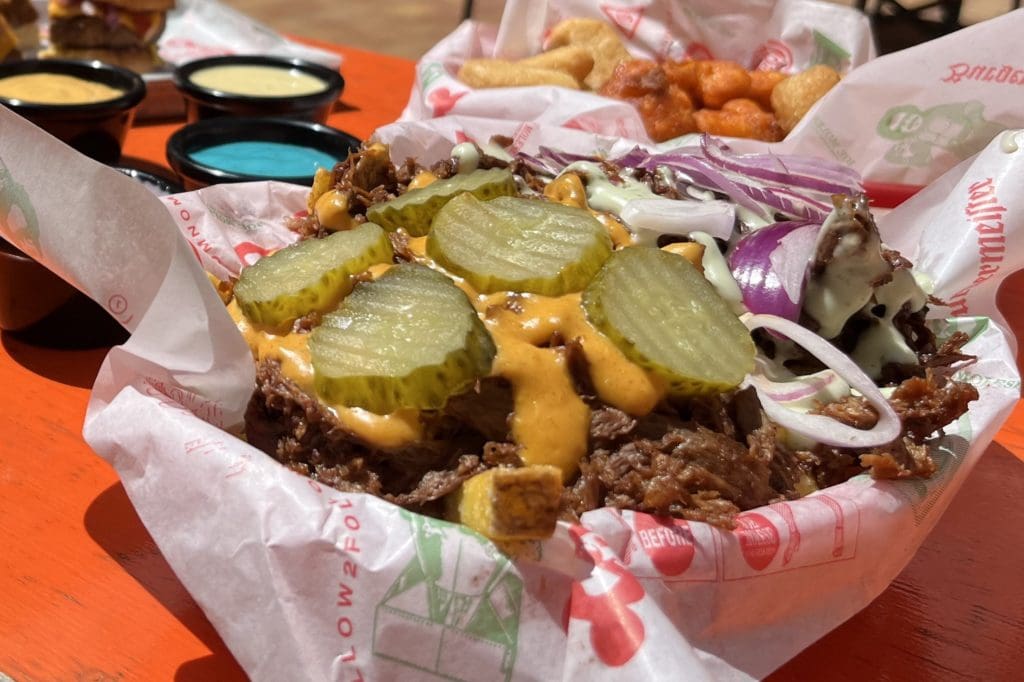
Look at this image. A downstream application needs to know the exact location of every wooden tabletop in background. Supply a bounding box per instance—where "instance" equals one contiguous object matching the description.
[1,41,1022,681]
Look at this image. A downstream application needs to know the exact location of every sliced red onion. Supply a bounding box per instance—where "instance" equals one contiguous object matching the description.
[754,370,844,403]
[742,314,902,449]
[699,136,862,196]
[619,198,735,245]
[728,221,819,321]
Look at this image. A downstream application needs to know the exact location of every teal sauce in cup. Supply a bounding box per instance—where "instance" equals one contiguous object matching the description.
[166,117,361,189]
[189,141,339,178]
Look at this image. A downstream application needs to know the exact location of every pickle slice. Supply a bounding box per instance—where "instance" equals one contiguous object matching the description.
[310,263,496,414]
[427,193,612,295]
[366,168,517,236]
[582,247,755,395]
[234,222,392,331]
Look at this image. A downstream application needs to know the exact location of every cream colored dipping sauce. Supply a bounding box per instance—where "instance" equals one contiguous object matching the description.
[189,65,328,97]
[0,74,124,105]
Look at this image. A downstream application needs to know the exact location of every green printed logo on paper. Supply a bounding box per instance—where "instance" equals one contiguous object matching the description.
[0,155,40,255]
[876,101,1003,167]
[372,511,523,682]
[937,316,990,347]
[811,30,850,69]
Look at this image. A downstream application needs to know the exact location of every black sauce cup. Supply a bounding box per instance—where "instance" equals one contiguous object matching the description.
[173,55,345,124]
[0,59,146,165]
[166,116,360,190]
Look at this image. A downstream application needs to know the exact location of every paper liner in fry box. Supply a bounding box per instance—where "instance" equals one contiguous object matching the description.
[777,10,1024,186]
[400,0,874,140]
[1,103,1022,680]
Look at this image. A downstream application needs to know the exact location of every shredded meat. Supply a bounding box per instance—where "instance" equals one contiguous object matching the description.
[811,371,978,480]
[565,421,784,529]
[245,360,493,512]
[255,146,984,530]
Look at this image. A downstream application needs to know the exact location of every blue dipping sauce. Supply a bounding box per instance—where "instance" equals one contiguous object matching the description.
[189,140,339,178]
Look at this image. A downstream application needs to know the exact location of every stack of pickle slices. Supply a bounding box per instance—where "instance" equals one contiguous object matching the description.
[233,164,756,541]
[235,166,755,415]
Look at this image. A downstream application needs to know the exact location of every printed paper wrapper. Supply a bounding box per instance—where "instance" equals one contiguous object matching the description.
[402,0,1024,186]
[1,105,1022,681]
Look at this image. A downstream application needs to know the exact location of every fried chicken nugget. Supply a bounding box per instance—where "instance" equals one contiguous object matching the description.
[458,59,581,89]
[694,98,783,142]
[601,60,698,142]
[748,70,787,110]
[770,64,840,133]
[546,18,631,90]
[662,59,701,102]
[696,60,752,109]
[518,45,594,84]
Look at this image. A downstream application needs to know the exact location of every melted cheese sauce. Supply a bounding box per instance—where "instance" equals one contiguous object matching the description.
[0,73,124,105]
[190,65,328,97]
[482,293,665,477]
[228,300,423,449]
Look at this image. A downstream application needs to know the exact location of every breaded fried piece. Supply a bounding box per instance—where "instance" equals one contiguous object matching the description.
[694,98,784,142]
[748,70,787,110]
[518,45,594,84]
[546,17,631,90]
[458,59,581,89]
[696,60,752,109]
[771,64,840,133]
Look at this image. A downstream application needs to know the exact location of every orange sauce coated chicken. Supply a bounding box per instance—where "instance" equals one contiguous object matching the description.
[602,58,788,143]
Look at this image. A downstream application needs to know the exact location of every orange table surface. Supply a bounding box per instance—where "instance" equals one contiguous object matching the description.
[2,40,1023,681]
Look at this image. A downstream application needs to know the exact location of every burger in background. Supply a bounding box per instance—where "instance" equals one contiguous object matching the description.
[0,0,40,60]
[44,0,174,72]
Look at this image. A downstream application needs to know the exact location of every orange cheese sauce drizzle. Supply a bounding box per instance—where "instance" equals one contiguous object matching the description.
[227,299,423,449]
[231,178,662,477]
[480,292,665,479]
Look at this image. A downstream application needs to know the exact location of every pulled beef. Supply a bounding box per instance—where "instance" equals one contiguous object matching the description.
[890,372,979,442]
[565,420,784,529]
[812,371,978,479]
[387,230,416,263]
[443,378,515,443]
[246,360,493,512]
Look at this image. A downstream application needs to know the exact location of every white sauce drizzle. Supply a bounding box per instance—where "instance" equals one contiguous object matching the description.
[563,161,662,214]
[451,142,480,173]
[803,210,891,339]
[690,231,746,316]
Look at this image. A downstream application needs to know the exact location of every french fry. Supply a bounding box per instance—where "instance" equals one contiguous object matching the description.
[450,465,563,541]
[518,45,594,84]
[771,64,840,133]
[546,18,631,90]
[458,59,581,89]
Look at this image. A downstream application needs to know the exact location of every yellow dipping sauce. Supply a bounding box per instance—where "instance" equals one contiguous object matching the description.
[189,65,328,97]
[0,73,124,105]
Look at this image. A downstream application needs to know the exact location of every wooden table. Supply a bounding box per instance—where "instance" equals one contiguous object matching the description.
[1,41,1022,682]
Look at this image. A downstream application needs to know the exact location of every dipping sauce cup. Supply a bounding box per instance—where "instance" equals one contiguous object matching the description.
[0,59,146,165]
[172,55,345,124]
[166,116,360,190]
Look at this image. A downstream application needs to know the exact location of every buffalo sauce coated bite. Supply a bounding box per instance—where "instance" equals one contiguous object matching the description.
[601,58,785,142]
[600,59,699,141]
